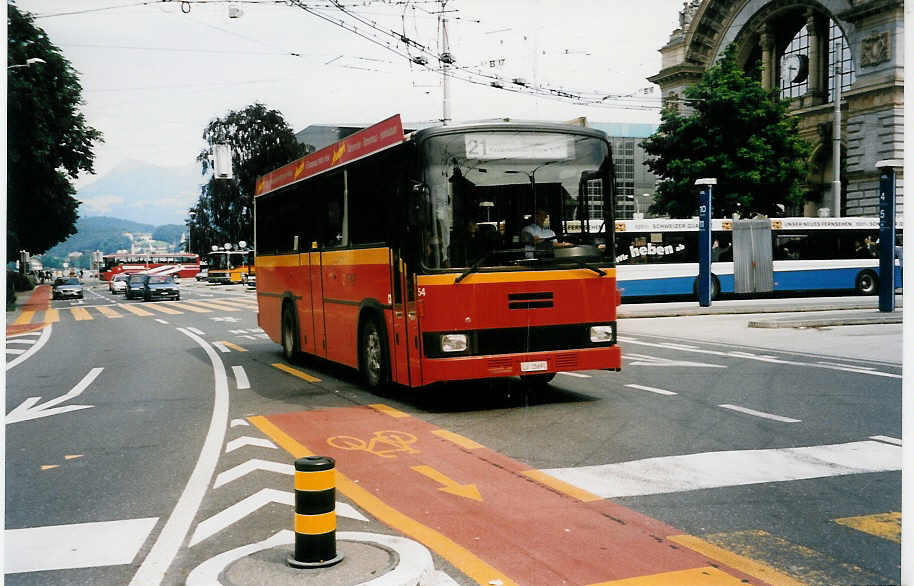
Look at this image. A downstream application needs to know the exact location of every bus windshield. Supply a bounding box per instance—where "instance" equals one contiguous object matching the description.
[420,130,612,271]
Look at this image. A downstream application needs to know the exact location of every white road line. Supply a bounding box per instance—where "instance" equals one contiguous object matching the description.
[870,435,902,446]
[190,488,292,546]
[625,383,677,396]
[539,439,901,499]
[231,366,250,390]
[6,349,26,355]
[558,371,591,378]
[213,459,293,489]
[6,518,159,574]
[618,336,901,378]
[6,339,37,345]
[128,328,229,586]
[6,324,51,371]
[213,342,230,353]
[230,418,250,427]
[818,361,875,370]
[187,327,205,336]
[155,319,169,324]
[225,436,277,453]
[718,404,801,423]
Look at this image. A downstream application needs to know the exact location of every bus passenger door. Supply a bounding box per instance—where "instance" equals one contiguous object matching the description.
[390,253,422,386]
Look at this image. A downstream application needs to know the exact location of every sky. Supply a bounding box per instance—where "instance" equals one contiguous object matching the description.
[13,0,685,220]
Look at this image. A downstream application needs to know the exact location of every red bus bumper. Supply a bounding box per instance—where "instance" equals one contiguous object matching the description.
[420,345,621,386]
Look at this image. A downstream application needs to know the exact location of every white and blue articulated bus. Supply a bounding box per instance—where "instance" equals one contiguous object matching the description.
[614,216,902,300]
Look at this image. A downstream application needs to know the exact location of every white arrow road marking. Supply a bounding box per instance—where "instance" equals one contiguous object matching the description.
[187,531,438,586]
[538,439,901,499]
[5,517,158,573]
[231,366,250,390]
[626,352,726,368]
[189,489,369,546]
[6,325,51,370]
[6,367,103,424]
[213,459,292,489]
[225,436,277,453]
[618,337,901,378]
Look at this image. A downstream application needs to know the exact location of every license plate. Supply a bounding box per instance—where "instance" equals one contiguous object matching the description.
[520,360,548,372]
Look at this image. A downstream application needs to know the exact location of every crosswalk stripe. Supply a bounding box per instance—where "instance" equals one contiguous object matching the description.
[14,310,36,325]
[44,309,60,323]
[117,303,154,317]
[165,302,210,313]
[142,303,182,315]
[70,307,92,321]
[95,305,123,318]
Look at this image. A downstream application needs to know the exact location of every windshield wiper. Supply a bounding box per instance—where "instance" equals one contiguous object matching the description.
[568,259,606,277]
[455,253,491,283]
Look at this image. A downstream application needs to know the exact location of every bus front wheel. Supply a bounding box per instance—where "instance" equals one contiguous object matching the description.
[281,305,299,362]
[693,274,721,301]
[360,317,388,389]
[855,270,878,295]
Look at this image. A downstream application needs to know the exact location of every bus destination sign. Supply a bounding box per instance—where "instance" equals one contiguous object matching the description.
[255,114,404,197]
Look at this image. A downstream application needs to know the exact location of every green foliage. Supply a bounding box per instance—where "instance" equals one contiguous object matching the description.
[7,4,103,260]
[641,46,811,218]
[190,103,305,254]
[152,225,185,246]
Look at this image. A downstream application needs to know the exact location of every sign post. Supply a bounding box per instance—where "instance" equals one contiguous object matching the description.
[876,160,901,312]
[695,178,716,307]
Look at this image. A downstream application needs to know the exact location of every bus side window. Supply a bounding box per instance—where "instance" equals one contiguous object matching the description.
[314,173,345,248]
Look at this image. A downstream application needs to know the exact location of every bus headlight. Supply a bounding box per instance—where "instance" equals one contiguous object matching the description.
[441,334,468,352]
[590,325,614,343]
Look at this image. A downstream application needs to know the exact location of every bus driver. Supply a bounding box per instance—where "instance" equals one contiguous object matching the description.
[521,208,572,257]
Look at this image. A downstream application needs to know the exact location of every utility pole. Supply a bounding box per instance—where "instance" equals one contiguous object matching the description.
[438,0,453,125]
[831,40,842,217]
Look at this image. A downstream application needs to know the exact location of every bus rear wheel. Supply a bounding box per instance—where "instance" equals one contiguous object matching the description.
[855,270,878,295]
[281,305,299,362]
[360,318,388,389]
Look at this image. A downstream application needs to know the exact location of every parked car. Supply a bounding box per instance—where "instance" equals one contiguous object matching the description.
[125,274,149,300]
[195,267,208,281]
[109,273,129,294]
[143,275,180,301]
[52,277,83,300]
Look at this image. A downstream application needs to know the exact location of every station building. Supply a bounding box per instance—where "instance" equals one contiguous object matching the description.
[648,0,904,217]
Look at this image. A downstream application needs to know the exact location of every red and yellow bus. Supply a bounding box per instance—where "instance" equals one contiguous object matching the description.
[254,115,621,388]
[100,253,200,281]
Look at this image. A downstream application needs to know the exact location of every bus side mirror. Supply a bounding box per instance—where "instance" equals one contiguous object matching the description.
[408,182,430,228]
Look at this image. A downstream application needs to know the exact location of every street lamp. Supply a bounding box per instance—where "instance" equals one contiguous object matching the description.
[8,57,46,70]
[187,211,196,254]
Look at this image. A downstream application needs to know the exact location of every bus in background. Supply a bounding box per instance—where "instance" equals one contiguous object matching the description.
[207,244,255,284]
[100,253,200,281]
[615,216,902,300]
[254,114,621,389]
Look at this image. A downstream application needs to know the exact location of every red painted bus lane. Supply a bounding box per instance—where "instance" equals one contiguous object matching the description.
[253,405,774,585]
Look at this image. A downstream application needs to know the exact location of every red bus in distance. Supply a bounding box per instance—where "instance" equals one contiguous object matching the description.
[255,115,621,388]
[100,253,201,281]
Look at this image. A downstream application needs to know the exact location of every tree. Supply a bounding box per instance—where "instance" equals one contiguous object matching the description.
[190,103,305,255]
[7,4,103,261]
[641,46,811,218]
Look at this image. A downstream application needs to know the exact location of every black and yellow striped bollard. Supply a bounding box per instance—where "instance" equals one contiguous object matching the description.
[287,456,344,568]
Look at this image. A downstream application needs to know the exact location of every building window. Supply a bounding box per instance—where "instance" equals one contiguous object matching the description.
[828,20,855,101]
[780,25,809,99]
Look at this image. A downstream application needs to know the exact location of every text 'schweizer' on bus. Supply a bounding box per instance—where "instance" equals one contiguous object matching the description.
[614,217,903,299]
[100,253,200,281]
[254,114,622,388]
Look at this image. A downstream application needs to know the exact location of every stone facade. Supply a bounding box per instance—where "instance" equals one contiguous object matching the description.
[648,0,903,217]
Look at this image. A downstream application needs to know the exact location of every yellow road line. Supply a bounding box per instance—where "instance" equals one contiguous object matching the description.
[834,512,900,542]
[219,341,247,352]
[183,300,240,312]
[369,404,410,418]
[587,566,745,585]
[522,469,602,502]
[248,415,518,586]
[95,305,123,318]
[271,362,321,382]
[70,307,93,321]
[669,534,805,586]
[14,310,36,325]
[431,429,484,450]
[143,303,182,315]
[117,303,154,317]
[43,309,60,323]
[165,301,210,313]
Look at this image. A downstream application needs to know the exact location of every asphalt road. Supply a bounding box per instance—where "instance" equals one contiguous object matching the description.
[5,280,903,585]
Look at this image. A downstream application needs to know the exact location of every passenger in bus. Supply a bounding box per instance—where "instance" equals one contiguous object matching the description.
[711,239,731,262]
[521,208,572,257]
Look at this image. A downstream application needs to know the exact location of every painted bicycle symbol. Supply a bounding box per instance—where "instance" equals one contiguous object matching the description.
[326,430,420,459]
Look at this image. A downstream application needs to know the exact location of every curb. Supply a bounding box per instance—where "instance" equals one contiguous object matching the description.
[748,313,903,328]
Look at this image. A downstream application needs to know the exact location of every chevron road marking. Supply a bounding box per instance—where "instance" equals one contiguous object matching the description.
[225,436,277,453]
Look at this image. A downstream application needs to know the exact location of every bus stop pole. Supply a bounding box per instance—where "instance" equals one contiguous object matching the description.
[695,178,716,307]
[876,160,901,312]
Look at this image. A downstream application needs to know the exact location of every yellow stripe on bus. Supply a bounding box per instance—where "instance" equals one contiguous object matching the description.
[95,305,123,318]
[417,267,616,285]
[70,307,92,321]
[320,248,389,266]
[248,415,519,586]
[117,303,154,317]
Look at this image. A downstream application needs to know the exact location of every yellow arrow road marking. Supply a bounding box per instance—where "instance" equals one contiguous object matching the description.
[272,362,321,382]
[834,512,900,542]
[411,465,482,501]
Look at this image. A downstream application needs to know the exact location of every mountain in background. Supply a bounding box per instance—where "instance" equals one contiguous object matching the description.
[77,159,206,226]
[39,216,185,267]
